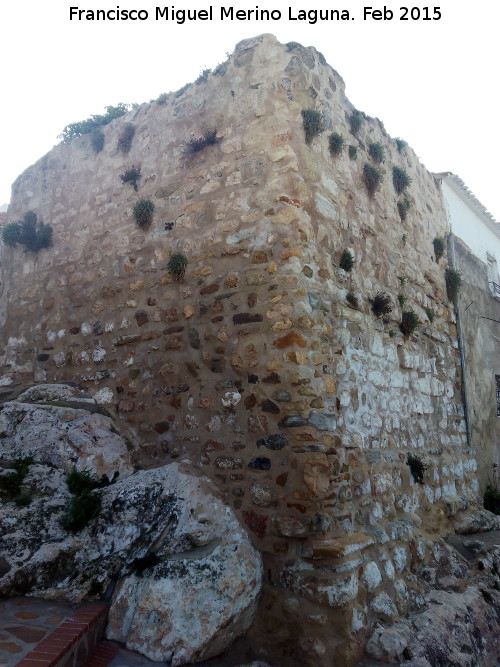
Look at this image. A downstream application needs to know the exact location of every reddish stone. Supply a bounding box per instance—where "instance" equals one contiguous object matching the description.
[273,331,307,349]
[134,310,148,327]
[242,509,268,538]
[244,393,257,410]
[247,293,258,308]
[199,282,220,295]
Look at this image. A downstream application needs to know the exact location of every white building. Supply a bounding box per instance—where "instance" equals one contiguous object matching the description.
[436,172,500,296]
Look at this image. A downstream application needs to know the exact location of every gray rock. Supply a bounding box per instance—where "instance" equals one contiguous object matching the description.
[452,509,500,534]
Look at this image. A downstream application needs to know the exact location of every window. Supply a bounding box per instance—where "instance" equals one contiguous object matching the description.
[496,375,500,417]
[487,254,500,296]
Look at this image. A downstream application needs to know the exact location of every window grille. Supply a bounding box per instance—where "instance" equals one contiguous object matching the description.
[496,375,500,417]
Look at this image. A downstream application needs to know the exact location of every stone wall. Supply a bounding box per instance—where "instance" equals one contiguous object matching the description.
[0,34,484,665]
[450,235,500,491]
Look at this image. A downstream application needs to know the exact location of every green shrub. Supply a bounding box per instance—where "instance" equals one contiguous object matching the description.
[346,292,359,309]
[301,109,324,144]
[398,293,407,308]
[407,453,428,484]
[392,166,411,194]
[363,163,384,195]
[348,145,358,160]
[397,197,411,221]
[65,469,101,496]
[175,83,190,98]
[156,93,168,105]
[91,128,105,153]
[402,234,408,245]
[196,68,211,84]
[339,249,354,272]
[1,212,53,253]
[445,268,462,302]
[166,252,188,281]
[400,310,420,336]
[60,468,107,533]
[2,222,21,247]
[0,456,34,504]
[117,123,136,154]
[395,138,407,154]
[329,132,344,156]
[425,308,435,323]
[120,165,141,191]
[59,103,129,143]
[186,129,218,154]
[484,485,500,515]
[133,198,155,229]
[368,142,385,164]
[371,293,392,317]
[60,489,101,533]
[433,237,445,262]
[349,110,364,135]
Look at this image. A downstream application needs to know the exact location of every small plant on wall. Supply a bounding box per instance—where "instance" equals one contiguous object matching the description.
[339,249,354,272]
[329,132,344,156]
[1,211,53,253]
[407,453,428,484]
[301,109,324,144]
[368,142,385,164]
[349,109,364,135]
[348,145,358,160]
[433,237,445,262]
[445,268,462,302]
[91,128,105,153]
[120,166,141,191]
[397,198,411,221]
[395,138,407,154]
[166,252,188,281]
[363,163,384,196]
[186,128,218,154]
[392,166,411,194]
[400,310,420,336]
[371,293,392,317]
[346,292,359,309]
[425,308,436,323]
[133,198,155,229]
[117,122,136,154]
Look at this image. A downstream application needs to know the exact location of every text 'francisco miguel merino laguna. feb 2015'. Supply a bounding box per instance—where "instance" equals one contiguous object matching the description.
[69,6,443,23]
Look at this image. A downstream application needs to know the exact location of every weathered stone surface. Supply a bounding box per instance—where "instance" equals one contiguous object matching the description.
[452,509,500,534]
[106,466,263,664]
[311,533,375,559]
[282,563,358,608]
[0,385,132,478]
[365,587,500,665]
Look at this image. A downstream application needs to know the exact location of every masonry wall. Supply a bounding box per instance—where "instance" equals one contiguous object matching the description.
[451,235,500,492]
[0,34,483,666]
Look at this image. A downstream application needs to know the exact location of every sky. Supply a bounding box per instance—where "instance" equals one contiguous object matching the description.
[2,0,499,220]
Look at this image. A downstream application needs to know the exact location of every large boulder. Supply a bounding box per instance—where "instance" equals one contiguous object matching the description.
[105,465,263,664]
[0,445,262,664]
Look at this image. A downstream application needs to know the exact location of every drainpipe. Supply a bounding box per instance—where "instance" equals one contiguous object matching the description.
[447,233,473,452]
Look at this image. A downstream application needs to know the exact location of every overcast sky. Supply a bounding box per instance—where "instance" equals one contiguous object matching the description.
[2,0,499,220]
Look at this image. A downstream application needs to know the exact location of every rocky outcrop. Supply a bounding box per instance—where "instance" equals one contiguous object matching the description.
[0,383,133,477]
[0,385,263,664]
[365,585,500,665]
